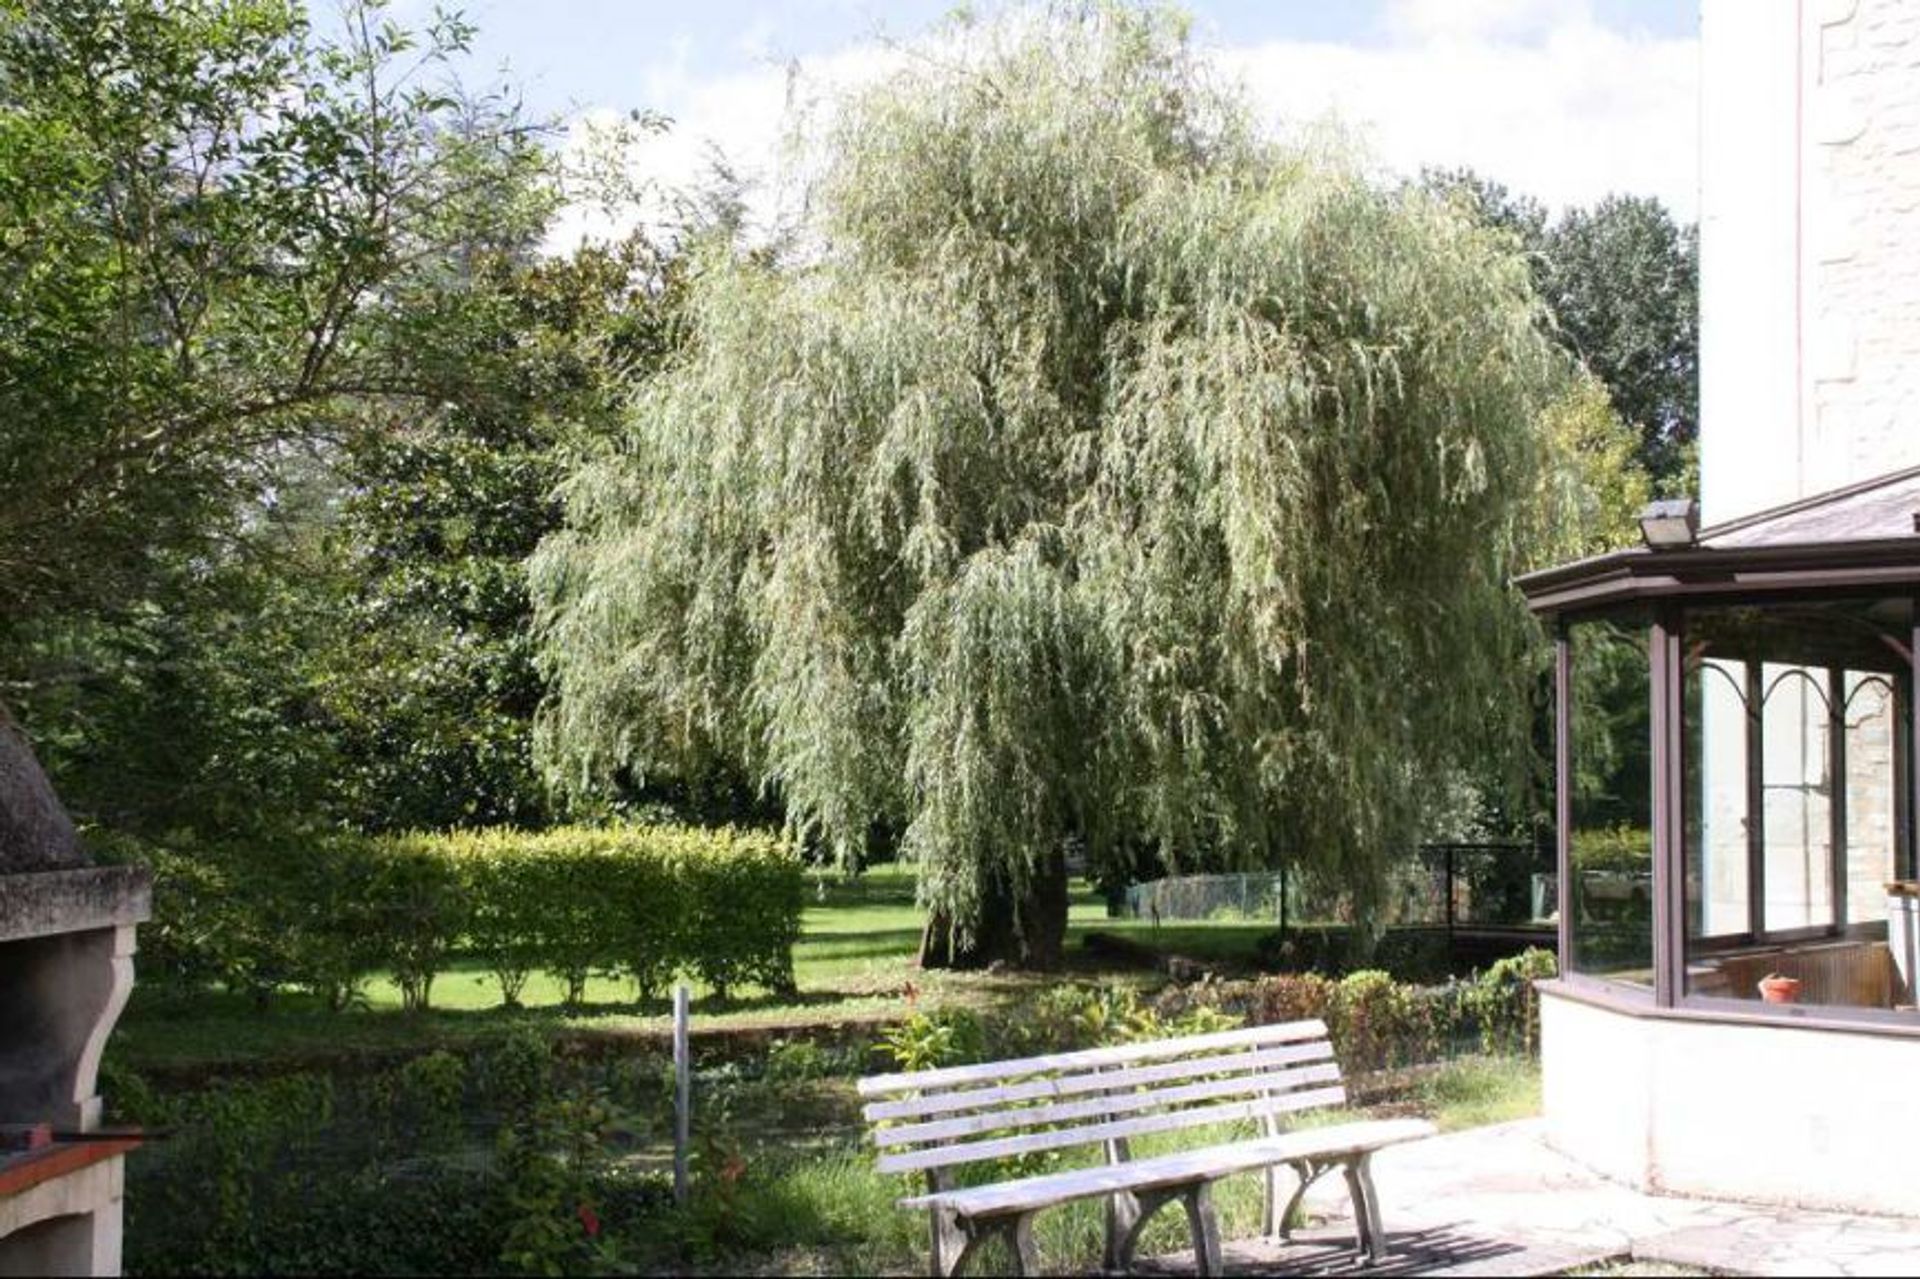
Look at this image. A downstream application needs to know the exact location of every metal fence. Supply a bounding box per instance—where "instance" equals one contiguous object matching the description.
[1120,841,1556,938]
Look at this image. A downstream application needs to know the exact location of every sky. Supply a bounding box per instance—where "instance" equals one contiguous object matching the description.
[378,0,1701,248]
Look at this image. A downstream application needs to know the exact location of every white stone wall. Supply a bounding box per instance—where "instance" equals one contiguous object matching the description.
[1544,990,1920,1216]
[1699,0,1920,525]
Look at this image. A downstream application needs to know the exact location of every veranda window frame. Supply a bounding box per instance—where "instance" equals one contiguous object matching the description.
[1552,589,1920,1021]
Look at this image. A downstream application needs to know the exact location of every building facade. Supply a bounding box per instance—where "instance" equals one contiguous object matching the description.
[1701,0,1920,523]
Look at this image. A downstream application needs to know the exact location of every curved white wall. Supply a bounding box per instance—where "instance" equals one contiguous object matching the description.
[1543,989,1920,1216]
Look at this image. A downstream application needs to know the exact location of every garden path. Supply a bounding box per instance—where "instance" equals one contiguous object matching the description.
[1143,1118,1920,1275]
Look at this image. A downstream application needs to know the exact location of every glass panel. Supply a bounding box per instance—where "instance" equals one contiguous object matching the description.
[1682,598,1914,1014]
[1567,616,1653,986]
[1844,673,1900,930]
[1683,655,1749,944]
[1761,663,1833,932]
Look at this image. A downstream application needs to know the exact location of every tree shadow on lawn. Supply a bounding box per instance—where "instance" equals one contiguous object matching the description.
[796,927,926,963]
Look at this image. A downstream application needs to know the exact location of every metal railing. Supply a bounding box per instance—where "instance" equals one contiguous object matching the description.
[1119,840,1556,938]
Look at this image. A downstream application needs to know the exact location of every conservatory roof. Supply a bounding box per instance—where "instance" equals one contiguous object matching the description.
[1517,464,1920,617]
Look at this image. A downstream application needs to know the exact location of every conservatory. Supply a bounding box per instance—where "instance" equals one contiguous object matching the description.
[1517,466,1920,1215]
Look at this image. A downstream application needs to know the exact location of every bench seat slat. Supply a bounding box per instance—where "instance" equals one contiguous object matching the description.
[861,1040,1335,1123]
[874,1084,1348,1174]
[874,1061,1343,1148]
[857,1019,1329,1097]
[896,1118,1437,1218]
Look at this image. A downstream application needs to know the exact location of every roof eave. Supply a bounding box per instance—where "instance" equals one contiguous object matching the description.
[1516,537,1920,617]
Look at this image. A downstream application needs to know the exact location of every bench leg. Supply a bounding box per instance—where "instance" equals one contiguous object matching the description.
[937,1212,1039,1278]
[1274,1158,1331,1241]
[927,1203,966,1279]
[1342,1153,1388,1263]
[1177,1182,1224,1277]
[1104,1188,1142,1271]
[1006,1212,1040,1275]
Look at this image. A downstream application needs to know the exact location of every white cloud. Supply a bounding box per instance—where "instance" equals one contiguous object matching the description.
[546,40,906,252]
[546,1,1698,253]
[1382,0,1589,42]
[1217,3,1698,218]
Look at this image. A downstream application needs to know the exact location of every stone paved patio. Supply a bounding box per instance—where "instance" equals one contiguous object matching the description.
[1143,1119,1920,1276]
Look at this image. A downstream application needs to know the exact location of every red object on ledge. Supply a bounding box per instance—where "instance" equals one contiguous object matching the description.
[1759,973,1804,1004]
[0,1135,142,1199]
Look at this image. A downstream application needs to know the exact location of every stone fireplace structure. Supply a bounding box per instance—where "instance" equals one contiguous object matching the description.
[0,715,148,1276]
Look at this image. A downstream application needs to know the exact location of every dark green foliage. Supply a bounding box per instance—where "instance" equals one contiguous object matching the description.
[0,1,680,846]
[318,234,685,833]
[93,828,388,1010]
[1426,168,1698,493]
[109,1035,671,1277]
[1544,197,1698,491]
[0,0,553,622]
[101,823,805,1009]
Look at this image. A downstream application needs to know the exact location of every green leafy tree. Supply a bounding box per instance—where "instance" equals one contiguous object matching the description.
[0,0,552,621]
[1544,196,1697,491]
[1427,169,1696,494]
[319,232,685,831]
[533,7,1595,968]
[0,0,643,841]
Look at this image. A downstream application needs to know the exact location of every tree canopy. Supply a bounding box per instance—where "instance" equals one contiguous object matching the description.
[532,7,1605,966]
[0,0,551,623]
[1425,169,1698,493]
[0,0,677,842]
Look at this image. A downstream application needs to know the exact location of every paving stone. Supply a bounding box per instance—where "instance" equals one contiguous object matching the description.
[1136,1119,1920,1277]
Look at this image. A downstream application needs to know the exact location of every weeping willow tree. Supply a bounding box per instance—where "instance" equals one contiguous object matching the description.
[532,5,1607,968]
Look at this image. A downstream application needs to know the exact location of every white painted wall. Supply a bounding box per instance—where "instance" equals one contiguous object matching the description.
[1699,0,1801,522]
[1544,990,1920,1216]
[1698,0,1920,525]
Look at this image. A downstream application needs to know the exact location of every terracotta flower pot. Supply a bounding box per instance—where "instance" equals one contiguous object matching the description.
[1758,974,1802,1004]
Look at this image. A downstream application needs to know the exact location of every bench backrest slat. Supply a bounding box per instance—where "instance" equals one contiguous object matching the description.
[860,1040,1335,1123]
[857,1019,1329,1097]
[874,1060,1342,1148]
[873,1084,1348,1174]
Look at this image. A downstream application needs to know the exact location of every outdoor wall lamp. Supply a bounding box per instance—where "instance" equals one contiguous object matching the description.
[1638,497,1700,549]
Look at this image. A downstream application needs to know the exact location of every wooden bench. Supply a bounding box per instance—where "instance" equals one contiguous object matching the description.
[858,1019,1434,1277]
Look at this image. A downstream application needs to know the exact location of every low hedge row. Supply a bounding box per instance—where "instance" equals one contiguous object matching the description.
[1151,947,1557,1070]
[99,823,804,1010]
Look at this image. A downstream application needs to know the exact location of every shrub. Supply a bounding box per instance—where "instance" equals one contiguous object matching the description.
[428,830,550,1007]
[93,829,381,1011]
[876,1008,986,1072]
[361,836,468,1012]
[1327,970,1418,1072]
[671,826,804,999]
[111,1036,628,1276]
[1463,946,1557,1055]
[1570,825,1651,872]
[101,821,805,1012]
[1246,972,1335,1027]
[425,823,804,1005]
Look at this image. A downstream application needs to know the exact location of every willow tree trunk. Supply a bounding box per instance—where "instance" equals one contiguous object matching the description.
[917,847,1069,970]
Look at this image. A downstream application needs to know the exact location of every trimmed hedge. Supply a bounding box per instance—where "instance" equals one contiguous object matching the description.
[99,823,804,1010]
[412,826,804,1004]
